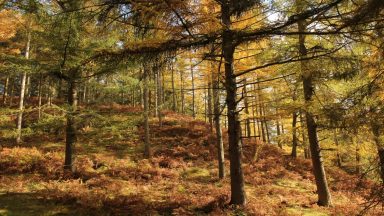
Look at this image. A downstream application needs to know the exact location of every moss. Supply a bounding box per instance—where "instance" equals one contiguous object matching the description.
[274,179,310,193]
[177,185,186,193]
[181,167,211,183]
[285,206,329,216]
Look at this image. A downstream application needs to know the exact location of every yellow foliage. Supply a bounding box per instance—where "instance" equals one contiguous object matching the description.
[0,9,22,42]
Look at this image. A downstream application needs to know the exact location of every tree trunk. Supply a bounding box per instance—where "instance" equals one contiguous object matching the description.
[143,65,151,158]
[16,72,27,144]
[253,83,261,140]
[305,108,333,206]
[243,80,251,138]
[25,75,31,101]
[212,67,225,179]
[371,123,384,183]
[83,73,89,105]
[161,70,165,106]
[171,63,177,112]
[257,81,266,142]
[180,69,185,114]
[276,111,282,148]
[291,111,298,158]
[353,136,360,175]
[2,76,9,106]
[208,79,213,133]
[222,3,246,205]
[16,25,31,144]
[297,2,332,204]
[190,56,196,119]
[64,78,78,171]
[9,78,14,107]
[156,69,162,126]
[252,99,257,140]
[204,89,207,122]
[140,85,144,108]
[154,70,158,117]
[334,129,342,168]
[48,80,53,106]
[300,111,310,159]
[300,40,332,208]
[264,112,270,143]
[38,73,43,120]
[281,123,285,134]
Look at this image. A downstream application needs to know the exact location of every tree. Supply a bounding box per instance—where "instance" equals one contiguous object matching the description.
[85,0,382,206]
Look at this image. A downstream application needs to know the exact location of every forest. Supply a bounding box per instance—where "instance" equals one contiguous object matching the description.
[0,0,384,215]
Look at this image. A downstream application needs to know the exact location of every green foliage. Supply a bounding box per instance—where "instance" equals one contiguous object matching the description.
[31,114,65,135]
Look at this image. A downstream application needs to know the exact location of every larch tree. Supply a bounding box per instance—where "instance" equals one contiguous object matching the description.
[82,0,384,207]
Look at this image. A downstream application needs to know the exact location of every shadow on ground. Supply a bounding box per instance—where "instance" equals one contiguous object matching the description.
[0,192,95,216]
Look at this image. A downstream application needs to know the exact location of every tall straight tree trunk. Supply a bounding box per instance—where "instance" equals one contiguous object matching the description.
[298,3,332,204]
[204,89,207,122]
[334,129,342,168]
[16,25,31,144]
[276,110,282,148]
[252,100,257,140]
[64,77,78,171]
[221,3,246,205]
[257,81,266,142]
[371,123,384,183]
[213,68,225,179]
[143,65,151,158]
[243,80,251,138]
[37,73,43,120]
[83,73,89,105]
[140,85,144,108]
[300,111,310,159]
[9,79,14,107]
[304,99,332,206]
[161,70,165,105]
[354,136,361,175]
[281,123,285,134]
[2,76,9,106]
[351,137,361,175]
[48,80,54,106]
[190,56,196,119]
[171,63,177,112]
[260,112,266,142]
[157,69,162,126]
[252,83,261,140]
[154,70,158,117]
[207,79,213,133]
[291,111,298,158]
[149,85,152,111]
[264,110,270,143]
[25,75,31,101]
[180,69,185,114]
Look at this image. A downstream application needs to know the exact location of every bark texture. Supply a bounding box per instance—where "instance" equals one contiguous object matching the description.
[221,3,246,205]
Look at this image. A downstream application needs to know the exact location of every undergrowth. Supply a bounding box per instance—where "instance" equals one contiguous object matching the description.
[0,105,382,215]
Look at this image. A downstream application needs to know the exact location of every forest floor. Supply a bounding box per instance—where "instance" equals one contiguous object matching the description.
[0,103,382,215]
